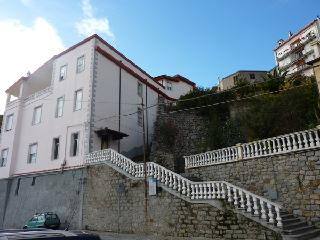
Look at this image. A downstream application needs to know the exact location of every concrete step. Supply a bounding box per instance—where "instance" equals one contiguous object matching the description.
[281,214,296,220]
[283,221,309,230]
[287,229,320,240]
[283,225,315,235]
[282,218,302,225]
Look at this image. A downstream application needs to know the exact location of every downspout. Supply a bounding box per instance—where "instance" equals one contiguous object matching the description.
[118,64,122,152]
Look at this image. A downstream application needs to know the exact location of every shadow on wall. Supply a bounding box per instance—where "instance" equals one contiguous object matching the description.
[0,169,85,229]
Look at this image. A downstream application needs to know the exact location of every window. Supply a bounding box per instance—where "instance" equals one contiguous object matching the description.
[0,149,8,167]
[166,81,172,91]
[137,107,143,127]
[74,89,83,111]
[56,97,64,118]
[28,143,38,164]
[5,114,13,131]
[249,74,256,80]
[76,55,85,73]
[52,138,60,160]
[32,106,42,125]
[59,65,67,81]
[70,132,79,157]
[137,82,143,97]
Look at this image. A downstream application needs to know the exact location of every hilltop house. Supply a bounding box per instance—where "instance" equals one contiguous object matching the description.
[0,34,194,179]
[274,18,320,76]
[218,70,268,91]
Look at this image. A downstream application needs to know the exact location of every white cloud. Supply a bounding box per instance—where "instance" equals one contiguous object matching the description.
[75,0,114,39]
[0,17,65,113]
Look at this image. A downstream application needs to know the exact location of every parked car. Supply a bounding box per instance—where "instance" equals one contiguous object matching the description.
[23,212,60,229]
[0,229,101,240]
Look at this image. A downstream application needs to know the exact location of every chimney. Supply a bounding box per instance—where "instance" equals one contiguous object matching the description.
[277,39,284,46]
[289,31,293,38]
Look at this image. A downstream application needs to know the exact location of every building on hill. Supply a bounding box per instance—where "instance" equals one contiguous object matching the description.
[274,18,320,76]
[154,74,196,99]
[0,34,193,179]
[218,70,268,91]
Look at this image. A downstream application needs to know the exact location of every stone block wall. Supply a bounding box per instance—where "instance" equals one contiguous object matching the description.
[150,111,209,171]
[83,164,281,240]
[187,151,320,224]
[0,169,85,229]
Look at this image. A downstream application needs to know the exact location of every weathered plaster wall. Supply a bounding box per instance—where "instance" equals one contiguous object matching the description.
[187,151,320,225]
[0,169,84,229]
[82,165,280,240]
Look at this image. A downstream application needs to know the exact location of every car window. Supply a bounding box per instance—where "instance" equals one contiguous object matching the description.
[30,217,38,222]
[46,215,52,220]
[52,214,58,219]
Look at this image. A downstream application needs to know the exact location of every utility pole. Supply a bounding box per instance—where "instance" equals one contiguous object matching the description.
[141,96,148,232]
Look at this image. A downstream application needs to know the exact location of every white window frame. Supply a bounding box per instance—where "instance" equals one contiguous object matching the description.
[166,81,172,91]
[137,107,143,127]
[32,105,42,125]
[0,149,8,167]
[28,143,38,164]
[76,55,85,73]
[56,96,64,118]
[70,132,80,157]
[5,114,13,131]
[74,89,83,111]
[52,137,60,160]
[137,82,143,97]
[59,65,67,81]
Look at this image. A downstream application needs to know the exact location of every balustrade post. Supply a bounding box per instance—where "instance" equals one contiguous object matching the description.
[187,182,191,198]
[207,183,212,199]
[195,184,199,199]
[246,193,252,213]
[267,203,274,224]
[227,185,232,203]
[236,143,243,160]
[275,207,282,227]
[239,190,245,209]
[260,201,267,220]
[252,197,259,216]
[182,180,186,195]
[198,184,203,199]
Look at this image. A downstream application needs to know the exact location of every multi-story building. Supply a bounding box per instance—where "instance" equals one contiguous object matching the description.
[274,18,320,76]
[218,70,268,91]
[154,74,196,99]
[0,34,194,179]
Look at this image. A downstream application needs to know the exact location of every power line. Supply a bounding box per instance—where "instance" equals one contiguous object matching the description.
[166,82,316,114]
[91,81,316,124]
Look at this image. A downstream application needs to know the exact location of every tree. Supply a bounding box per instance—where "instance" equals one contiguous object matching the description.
[262,67,287,92]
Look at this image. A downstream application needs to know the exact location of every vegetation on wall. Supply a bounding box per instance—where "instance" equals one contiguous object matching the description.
[173,73,319,150]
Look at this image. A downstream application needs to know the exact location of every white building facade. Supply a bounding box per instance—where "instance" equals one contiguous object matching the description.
[0,35,193,179]
[274,18,320,76]
[154,75,195,99]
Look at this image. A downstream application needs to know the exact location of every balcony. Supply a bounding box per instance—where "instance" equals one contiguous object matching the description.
[276,33,317,61]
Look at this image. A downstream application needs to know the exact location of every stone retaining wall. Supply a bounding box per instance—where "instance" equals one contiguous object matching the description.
[82,164,281,240]
[187,151,320,224]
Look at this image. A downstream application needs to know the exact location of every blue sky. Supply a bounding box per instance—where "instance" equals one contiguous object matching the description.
[0,0,320,112]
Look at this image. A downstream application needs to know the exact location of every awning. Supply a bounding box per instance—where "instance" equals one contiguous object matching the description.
[95,128,129,140]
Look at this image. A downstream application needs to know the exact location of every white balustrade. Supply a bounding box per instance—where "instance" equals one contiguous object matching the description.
[85,148,283,229]
[185,127,320,169]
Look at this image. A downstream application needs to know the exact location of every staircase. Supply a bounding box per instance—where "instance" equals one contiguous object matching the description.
[85,149,320,240]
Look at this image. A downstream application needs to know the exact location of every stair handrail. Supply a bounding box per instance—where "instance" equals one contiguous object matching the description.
[85,148,283,228]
